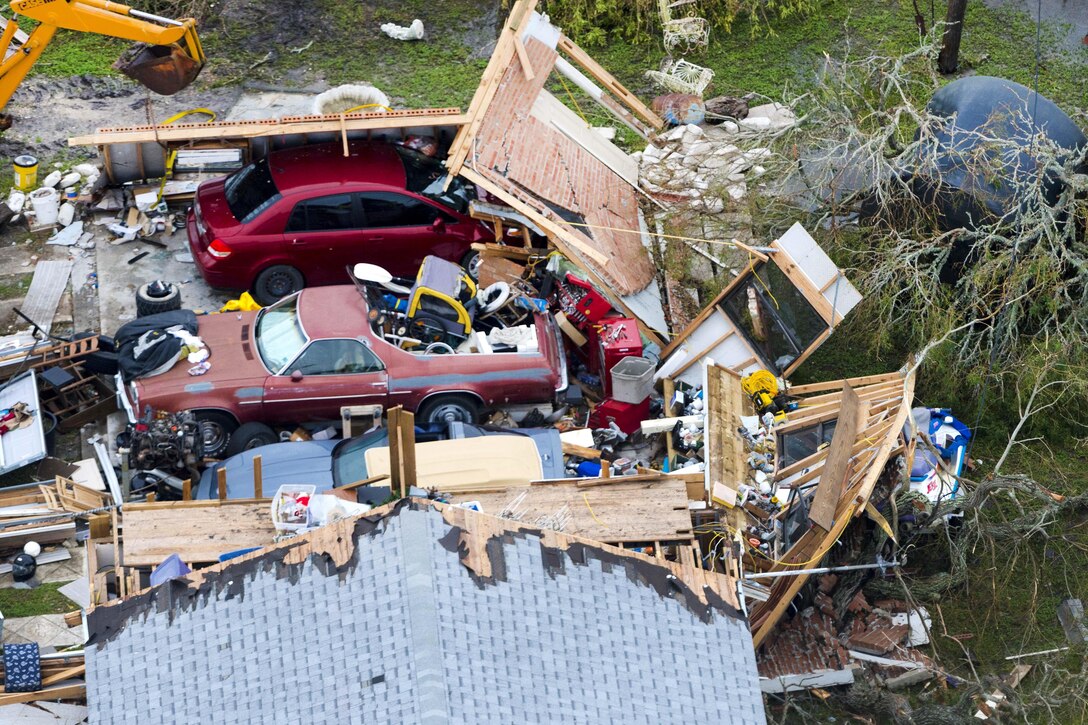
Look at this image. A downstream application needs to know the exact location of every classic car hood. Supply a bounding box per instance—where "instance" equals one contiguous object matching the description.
[196,439,338,499]
[134,310,269,399]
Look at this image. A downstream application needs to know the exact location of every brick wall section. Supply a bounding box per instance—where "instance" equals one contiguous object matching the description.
[469,37,655,296]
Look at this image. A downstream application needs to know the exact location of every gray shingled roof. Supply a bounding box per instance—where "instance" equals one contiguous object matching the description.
[86,502,765,724]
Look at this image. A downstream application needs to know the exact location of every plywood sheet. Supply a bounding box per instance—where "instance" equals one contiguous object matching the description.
[449,476,692,543]
[705,363,748,501]
[122,503,277,566]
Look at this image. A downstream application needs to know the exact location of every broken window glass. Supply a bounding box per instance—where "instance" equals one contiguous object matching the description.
[224,157,281,224]
[778,420,838,468]
[719,262,826,374]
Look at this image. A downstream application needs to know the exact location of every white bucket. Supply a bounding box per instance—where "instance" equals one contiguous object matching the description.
[29,187,60,226]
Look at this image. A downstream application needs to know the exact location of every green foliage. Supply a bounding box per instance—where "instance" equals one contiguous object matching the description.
[540,0,820,45]
[0,274,33,301]
[0,581,76,617]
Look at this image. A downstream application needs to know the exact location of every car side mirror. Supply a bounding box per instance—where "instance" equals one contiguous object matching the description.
[290,370,303,382]
[431,217,446,234]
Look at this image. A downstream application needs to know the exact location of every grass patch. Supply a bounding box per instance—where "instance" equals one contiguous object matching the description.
[0,274,33,301]
[33,30,126,78]
[0,581,75,617]
[586,0,1087,114]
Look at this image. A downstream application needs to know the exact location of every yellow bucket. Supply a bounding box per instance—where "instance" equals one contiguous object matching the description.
[13,155,37,191]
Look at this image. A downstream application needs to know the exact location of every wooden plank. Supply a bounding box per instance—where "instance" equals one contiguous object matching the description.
[217,467,226,501]
[252,455,262,500]
[788,371,903,395]
[449,476,692,543]
[513,33,535,80]
[19,260,73,335]
[706,363,746,501]
[69,109,468,146]
[807,383,863,530]
[122,502,277,566]
[556,34,664,129]
[0,684,85,705]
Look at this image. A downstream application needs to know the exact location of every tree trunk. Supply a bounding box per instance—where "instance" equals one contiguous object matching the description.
[938,0,968,74]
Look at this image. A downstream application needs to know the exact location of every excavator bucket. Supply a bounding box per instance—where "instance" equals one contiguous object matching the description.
[114,42,203,96]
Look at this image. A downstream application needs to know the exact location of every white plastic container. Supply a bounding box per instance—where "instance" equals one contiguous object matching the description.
[29,187,59,226]
[271,484,316,532]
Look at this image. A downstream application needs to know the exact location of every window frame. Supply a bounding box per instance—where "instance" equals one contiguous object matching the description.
[285,192,363,234]
[282,337,386,377]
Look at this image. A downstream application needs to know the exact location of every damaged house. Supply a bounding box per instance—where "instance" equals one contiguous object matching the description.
[85,501,765,724]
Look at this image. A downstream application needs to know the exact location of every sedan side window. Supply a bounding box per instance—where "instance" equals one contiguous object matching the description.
[286,194,357,232]
[290,339,384,376]
[359,191,452,228]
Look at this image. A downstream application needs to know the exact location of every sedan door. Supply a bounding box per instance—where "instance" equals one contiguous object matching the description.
[263,338,389,423]
[357,191,464,276]
[282,193,363,286]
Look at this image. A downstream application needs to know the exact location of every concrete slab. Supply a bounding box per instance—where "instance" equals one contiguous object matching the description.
[57,579,89,610]
[1,614,83,647]
[0,703,68,724]
[224,90,322,121]
[92,221,230,335]
[35,702,88,724]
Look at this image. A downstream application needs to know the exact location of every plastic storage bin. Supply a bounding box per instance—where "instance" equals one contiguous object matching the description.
[271,484,316,532]
[610,356,655,404]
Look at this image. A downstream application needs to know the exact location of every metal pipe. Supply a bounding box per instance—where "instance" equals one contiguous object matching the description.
[128,8,184,26]
[744,560,899,580]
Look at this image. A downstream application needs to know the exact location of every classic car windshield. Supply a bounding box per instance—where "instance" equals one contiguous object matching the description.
[331,427,389,486]
[255,296,308,372]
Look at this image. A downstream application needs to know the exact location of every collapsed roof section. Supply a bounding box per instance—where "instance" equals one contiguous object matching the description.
[698,365,916,646]
[445,0,668,332]
[86,499,765,724]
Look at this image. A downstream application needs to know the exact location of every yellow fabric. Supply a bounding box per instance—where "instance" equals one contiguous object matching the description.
[219,292,262,312]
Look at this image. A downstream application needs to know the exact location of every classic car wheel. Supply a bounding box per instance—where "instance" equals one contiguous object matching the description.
[196,411,238,459]
[417,395,479,425]
[225,422,278,457]
[252,265,304,306]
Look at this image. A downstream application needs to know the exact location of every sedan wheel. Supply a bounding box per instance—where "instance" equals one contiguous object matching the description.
[418,395,479,425]
[253,265,304,306]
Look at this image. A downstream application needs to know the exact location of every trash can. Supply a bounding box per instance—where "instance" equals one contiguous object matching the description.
[41,410,58,457]
[610,356,655,404]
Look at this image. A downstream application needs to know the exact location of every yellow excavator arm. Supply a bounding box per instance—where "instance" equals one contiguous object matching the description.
[0,0,204,122]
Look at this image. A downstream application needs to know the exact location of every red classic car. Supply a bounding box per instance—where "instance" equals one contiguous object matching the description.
[187,141,491,304]
[117,285,567,457]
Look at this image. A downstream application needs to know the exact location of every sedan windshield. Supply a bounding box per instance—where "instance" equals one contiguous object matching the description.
[255,296,308,372]
[224,157,281,223]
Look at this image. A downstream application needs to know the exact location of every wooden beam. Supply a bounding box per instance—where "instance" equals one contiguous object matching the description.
[787,371,903,396]
[807,384,862,531]
[181,478,191,501]
[252,455,263,500]
[339,474,391,492]
[556,34,664,129]
[0,684,85,705]
[69,108,468,147]
[217,467,227,501]
[513,34,535,80]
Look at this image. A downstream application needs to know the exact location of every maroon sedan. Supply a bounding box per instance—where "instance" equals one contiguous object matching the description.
[117,285,568,458]
[187,141,489,304]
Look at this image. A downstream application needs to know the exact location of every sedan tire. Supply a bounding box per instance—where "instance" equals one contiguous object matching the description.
[252,265,305,306]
